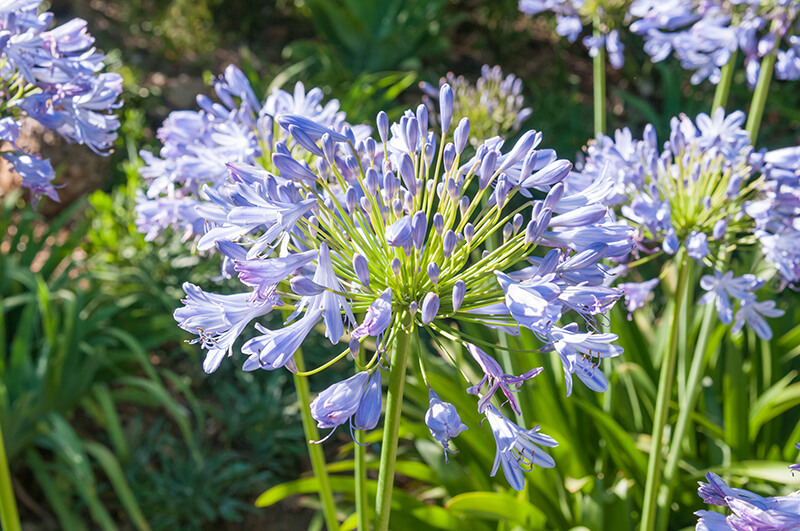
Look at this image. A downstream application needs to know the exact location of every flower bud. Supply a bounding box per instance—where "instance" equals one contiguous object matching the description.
[386,215,412,247]
[360,197,371,213]
[400,153,418,196]
[503,222,513,243]
[446,178,458,200]
[365,138,376,162]
[454,117,470,154]
[479,150,498,190]
[543,182,564,211]
[494,174,510,207]
[464,223,475,243]
[433,213,444,235]
[421,292,440,325]
[452,280,466,311]
[377,111,389,144]
[513,213,523,233]
[440,84,454,133]
[412,210,427,250]
[459,196,470,217]
[443,230,456,258]
[404,191,414,213]
[409,301,418,315]
[353,371,382,431]
[365,167,379,196]
[345,186,357,215]
[384,170,399,198]
[712,218,727,240]
[391,198,403,218]
[416,104,428,138]
[427,262,440,285]
[405,116,419,154]
[353,253,370,287]
[443,143,456,173]
[391,258,402,276]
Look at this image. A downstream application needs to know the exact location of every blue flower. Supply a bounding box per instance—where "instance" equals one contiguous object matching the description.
[732,300,785,341]
[173,283,274,373]
[484,405,557,491]
[695,471,800,530]
[425,390,468,461]
[466,343,543,415]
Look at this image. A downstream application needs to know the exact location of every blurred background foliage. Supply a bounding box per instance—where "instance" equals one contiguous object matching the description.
[2,0,799,529]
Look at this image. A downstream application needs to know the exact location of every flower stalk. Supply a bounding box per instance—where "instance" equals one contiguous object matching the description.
[593,15,607,136]
[641,251,692,531]
[745,46,777,144]
[292,350,339,531]
[0,419,21,531]
[657,302,717,531]
[375,316,413,531]
[712,50,738,112]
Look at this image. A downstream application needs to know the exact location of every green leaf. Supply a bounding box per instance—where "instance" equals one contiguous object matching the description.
[84,441,152,531]
[445,491,546,528]
[715,461,800,486]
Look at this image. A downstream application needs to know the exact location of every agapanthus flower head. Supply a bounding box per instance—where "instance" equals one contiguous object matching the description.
[0,0,122,204]
[172,79,631,489]
[135,65,354,243]
[629,0,800,85]
[519,0,627,68]
[419,66,532,147]
[570,108,791,337]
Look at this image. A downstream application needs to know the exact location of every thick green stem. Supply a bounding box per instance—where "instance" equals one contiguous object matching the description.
[712,51,738,112]
[641,253,691,531]
[0,419,21,531]
[593,17,607,137]
[657,303,717,531]
[354,431,368,530]
[375,321,412,531]
[745,48,777,144]
[293,350,339,531]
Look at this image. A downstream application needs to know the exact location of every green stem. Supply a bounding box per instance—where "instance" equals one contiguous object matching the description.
[0,418,21,531]
[293,350,339,531]
[354,431,368,530]
[375,320,412,531]
[745,47,777,144]
[657,303,717,531]
[641,252,691,531]
[593,16,607,137]
[354,344,369,531]
[712,50,738,112]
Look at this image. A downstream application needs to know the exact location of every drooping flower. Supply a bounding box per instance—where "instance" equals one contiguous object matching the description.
[484,405,558,491]
[466,343,543,414]
[425,390,468,461]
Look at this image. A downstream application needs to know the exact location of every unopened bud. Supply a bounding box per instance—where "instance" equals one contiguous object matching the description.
[452,280,466,311]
